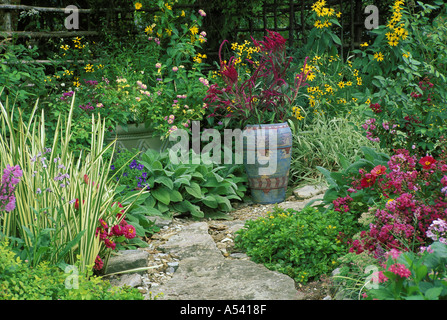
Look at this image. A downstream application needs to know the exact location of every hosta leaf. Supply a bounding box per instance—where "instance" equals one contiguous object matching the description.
[151,186,171,205]
[185,182,203,199]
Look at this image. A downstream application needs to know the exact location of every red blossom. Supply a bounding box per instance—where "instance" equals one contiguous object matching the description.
[419,155,437,170]
[360,173,376,188]
[124,224,136,239]
[371,165,387,176]
[94,255,104,270]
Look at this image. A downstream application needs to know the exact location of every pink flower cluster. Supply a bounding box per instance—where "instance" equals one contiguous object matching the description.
[361,118,380,143]
[0,164,23,213]
[345,149,447,256]
[425,218,447,244]
[333,195,353,213]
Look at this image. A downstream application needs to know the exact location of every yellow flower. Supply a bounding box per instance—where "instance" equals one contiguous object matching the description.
[135,2,142,10]
[181,10,185,17]
[84,64,94,72]
[165,3,172,10]
[338,81,345,88]
[374,52,384,62]
[190,25,199,35]
[360,42,369,47]
[292,106,304,120]
[165,28,172,36]
[403,51,410,58]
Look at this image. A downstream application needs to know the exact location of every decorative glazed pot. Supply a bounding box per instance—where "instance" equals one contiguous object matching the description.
[106,123,165,153]
[243,122,292,204]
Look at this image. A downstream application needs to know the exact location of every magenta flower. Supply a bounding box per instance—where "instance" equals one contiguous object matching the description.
[124,224,136,239]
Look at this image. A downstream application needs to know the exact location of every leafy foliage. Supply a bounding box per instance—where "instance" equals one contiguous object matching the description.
[110,148,248,219]
[234,206,360,284]
[0,239,144,300]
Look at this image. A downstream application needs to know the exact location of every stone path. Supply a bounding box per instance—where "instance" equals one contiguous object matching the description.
[106,185,329,300]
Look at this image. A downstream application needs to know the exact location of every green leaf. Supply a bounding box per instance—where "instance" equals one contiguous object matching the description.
[151,186,171,205]
[185,182,203,199]
[215,195,233,211]
[179,200,204,218]
[316,166,337,187]
[174,177,191,187]
[330,32,342,45]
[202,195,218,208]
[170,190,183,202]
[154,176,174,190]
[424,287,443,300]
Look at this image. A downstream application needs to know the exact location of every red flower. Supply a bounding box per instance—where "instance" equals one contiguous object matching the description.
[124,224,136,239]
[371,165,387,176]
[94,255,104,271]
[360,173,376,188]
[419,155,437,170]
[111,224,124,236]
[104,238,116,249]
[96,227,108,240]
[84,174,89,184]
[99,218,108,230]
[74,198,85,210]
[369,103,382,114]
[220,62,238,85]
[252,29,287,53]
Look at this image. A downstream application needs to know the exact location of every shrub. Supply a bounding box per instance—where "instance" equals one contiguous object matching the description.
[0,239,143,300]
[234,206,360,284]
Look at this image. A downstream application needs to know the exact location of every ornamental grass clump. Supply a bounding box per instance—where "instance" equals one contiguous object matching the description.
[0,93,146,273]
[204,30,309,128]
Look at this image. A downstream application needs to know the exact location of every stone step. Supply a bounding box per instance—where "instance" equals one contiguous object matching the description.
[148,222,300,300]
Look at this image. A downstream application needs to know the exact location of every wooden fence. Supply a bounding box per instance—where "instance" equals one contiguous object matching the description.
[0,0,367,60]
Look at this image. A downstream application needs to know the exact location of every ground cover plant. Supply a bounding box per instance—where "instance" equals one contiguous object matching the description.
[234,205,360,284]
[0,238,144,300]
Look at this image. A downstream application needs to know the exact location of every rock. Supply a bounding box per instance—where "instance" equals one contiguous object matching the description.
[167,261,179,272]
[293,184,327,200]
[157,222,221,260]
[229,252,249,259]
[150,256,299,300]
[118,274,143,288]
[149,220,300,300]
[105,249,149,274]
[148,216,172,228]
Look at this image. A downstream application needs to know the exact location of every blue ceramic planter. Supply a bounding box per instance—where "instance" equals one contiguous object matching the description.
[243,122,292,204]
